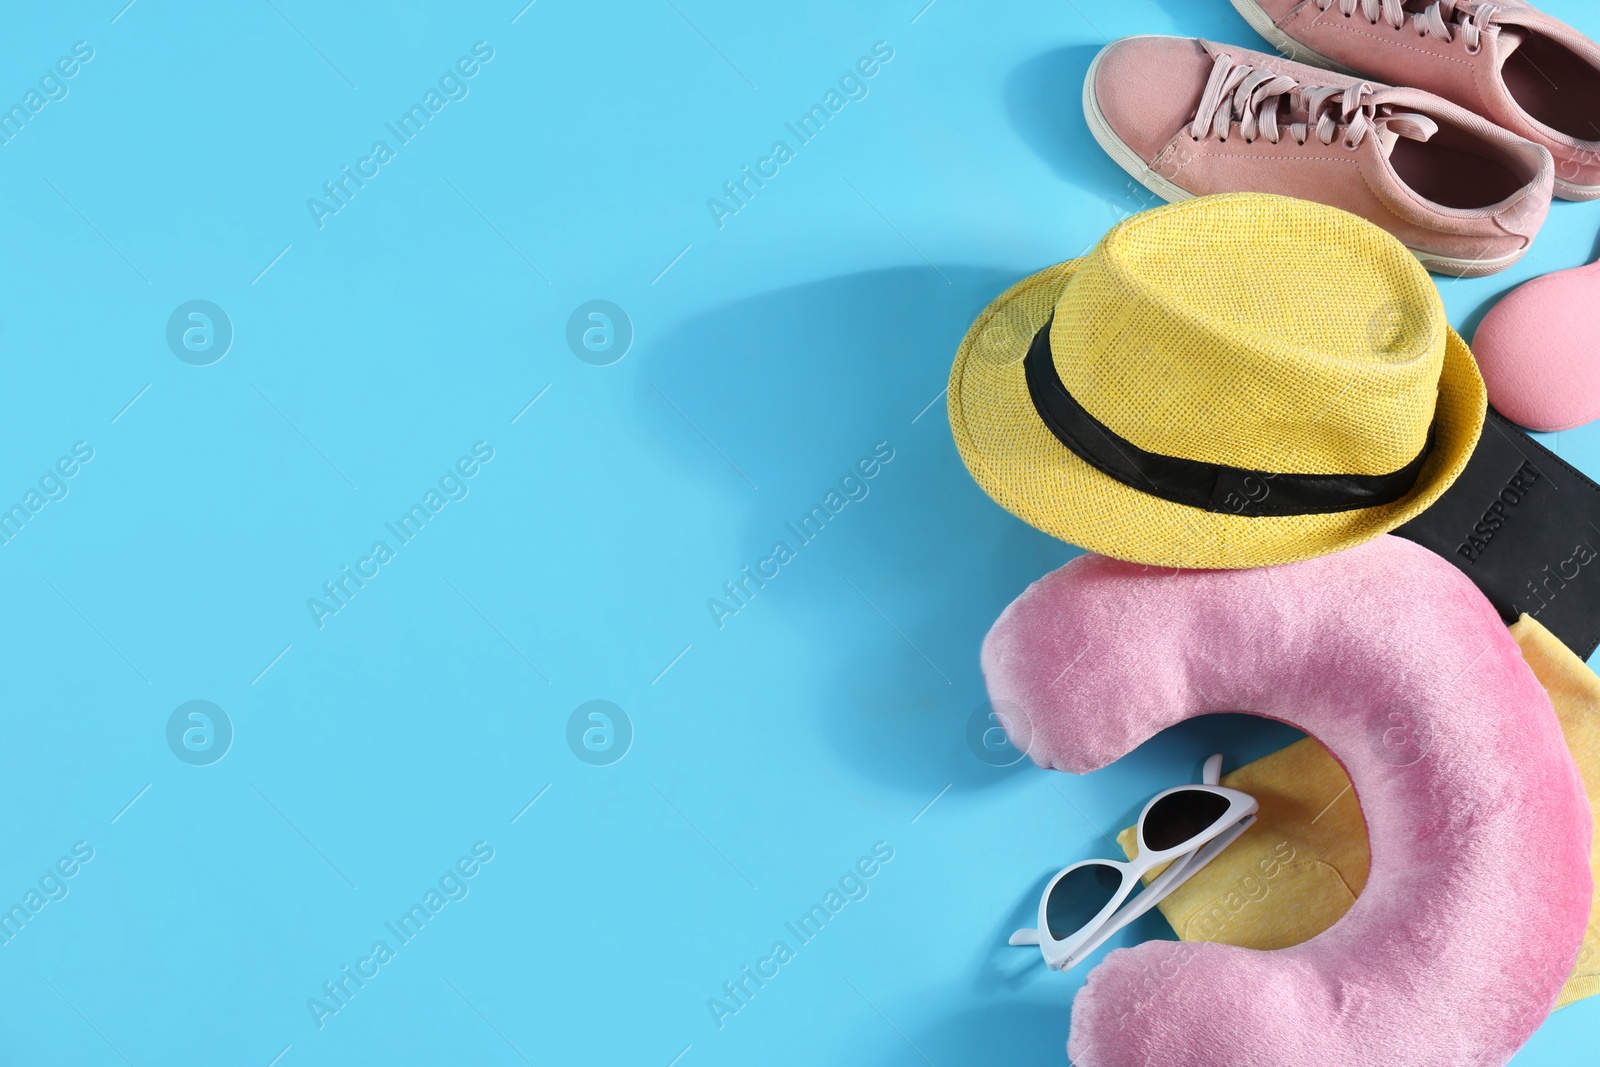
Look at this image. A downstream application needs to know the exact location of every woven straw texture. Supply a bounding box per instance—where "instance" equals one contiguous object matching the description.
[947,194,1486,569]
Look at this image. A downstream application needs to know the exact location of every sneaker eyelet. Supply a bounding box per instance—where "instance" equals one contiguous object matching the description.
[1466,44,1481,55]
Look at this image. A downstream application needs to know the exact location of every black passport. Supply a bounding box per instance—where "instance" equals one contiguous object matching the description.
[1394,409,1600,661]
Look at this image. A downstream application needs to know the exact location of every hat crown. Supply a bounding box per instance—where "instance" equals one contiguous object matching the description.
[1052,196,1444,477]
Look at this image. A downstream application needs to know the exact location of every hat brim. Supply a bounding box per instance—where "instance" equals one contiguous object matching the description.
[947,259,1487,569]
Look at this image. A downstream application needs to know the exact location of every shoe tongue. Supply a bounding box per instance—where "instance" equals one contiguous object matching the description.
[1374,110,1440,156]
[1495,25,1526,63]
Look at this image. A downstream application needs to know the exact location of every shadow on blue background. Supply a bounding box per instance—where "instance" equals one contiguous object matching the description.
[1004,45,1134,200]
[637,257,1329,1064]
[640,266,1085,798]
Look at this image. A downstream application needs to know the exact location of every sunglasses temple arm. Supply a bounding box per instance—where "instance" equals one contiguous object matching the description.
[1063,815,1257,969]
[1203,753,1223,786]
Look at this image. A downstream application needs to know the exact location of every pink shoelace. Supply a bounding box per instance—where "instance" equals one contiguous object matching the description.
[1315,0,1502,53]
[1189,54,1439,149]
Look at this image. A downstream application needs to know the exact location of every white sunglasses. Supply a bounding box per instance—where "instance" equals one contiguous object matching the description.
[1009,754,1258,972]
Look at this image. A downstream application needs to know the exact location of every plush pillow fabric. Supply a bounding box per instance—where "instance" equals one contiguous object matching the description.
[1110,614,1600,1010]
[982,536,1592,1067]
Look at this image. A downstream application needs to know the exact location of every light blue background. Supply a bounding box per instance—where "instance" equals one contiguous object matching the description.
[0,1,1595,1064]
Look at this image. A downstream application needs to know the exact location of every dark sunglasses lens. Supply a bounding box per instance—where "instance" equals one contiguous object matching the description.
[1142,789,1231,852]
[1045,862,1124,941]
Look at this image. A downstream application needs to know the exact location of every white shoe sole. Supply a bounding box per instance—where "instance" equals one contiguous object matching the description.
[1081,39,1527,278]
[1555,175,1600,202]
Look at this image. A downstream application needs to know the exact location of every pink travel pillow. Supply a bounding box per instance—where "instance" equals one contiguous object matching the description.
[1474,257,1600,431]
[982,536,1591,1067]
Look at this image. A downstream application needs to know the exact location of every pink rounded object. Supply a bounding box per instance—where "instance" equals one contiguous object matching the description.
[982,536,1591,1067]
[1474,258,1600,431]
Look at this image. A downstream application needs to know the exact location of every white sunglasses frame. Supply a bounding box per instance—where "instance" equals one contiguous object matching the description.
[1009,754,1259,972]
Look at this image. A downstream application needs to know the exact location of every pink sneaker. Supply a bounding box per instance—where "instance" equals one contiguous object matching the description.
[1084,36,1554,276]
[1231,0,1600,200]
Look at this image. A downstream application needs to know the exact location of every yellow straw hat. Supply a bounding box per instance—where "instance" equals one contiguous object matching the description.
[948,193,1485,569]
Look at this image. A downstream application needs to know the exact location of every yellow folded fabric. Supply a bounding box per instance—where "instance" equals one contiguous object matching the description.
[1117,614,1600,1008]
